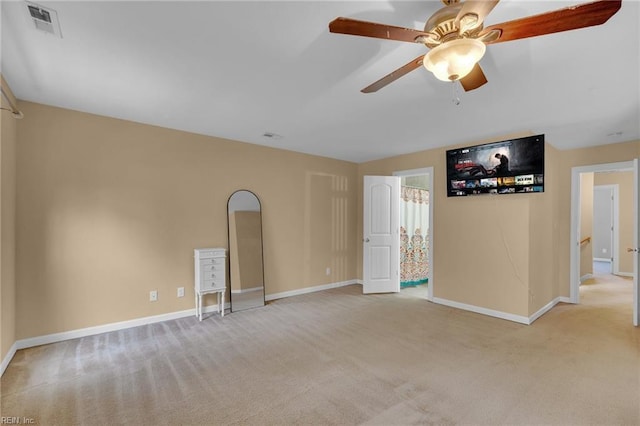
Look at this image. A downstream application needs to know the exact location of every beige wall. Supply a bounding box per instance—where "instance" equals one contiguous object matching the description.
[8,97,640,344]
[1,76,18,363]
[527,145,560,315]
[359,135,639,318]
[358,132,546,317]
[594,171,634,274]
[15,101,358,339]
[580,173,594,278]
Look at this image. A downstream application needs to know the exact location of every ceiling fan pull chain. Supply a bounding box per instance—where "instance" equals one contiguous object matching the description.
[451,81,461,106]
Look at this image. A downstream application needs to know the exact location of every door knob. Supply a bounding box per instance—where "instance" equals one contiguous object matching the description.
[627,248,639,253]
[363,238,370,243]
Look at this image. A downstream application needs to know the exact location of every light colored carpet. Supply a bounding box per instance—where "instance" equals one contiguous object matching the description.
[2,276,638,425]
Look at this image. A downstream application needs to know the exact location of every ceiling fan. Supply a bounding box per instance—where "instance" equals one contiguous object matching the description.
[329,0,622,93]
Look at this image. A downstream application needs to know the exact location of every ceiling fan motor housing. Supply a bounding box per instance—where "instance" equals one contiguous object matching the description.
[422,4,483,48]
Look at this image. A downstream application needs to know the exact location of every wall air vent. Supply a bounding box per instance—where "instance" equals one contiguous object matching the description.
[262,132,283,140]
[26,2,63,38]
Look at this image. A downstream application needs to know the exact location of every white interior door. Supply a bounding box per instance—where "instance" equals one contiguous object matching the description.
[593,186,614,265]
[363,175,400,294]
[634,159,639,326]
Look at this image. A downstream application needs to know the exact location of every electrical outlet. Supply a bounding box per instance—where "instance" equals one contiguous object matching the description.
[150,290,158,302]
[326,267,331,276]
[177,287,185,298]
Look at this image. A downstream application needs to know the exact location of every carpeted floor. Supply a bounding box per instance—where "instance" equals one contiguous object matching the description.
[2,274,638,425]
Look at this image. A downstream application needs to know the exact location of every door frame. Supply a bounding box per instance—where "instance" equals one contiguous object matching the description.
[570,160,636,325]
[393,167,434,302]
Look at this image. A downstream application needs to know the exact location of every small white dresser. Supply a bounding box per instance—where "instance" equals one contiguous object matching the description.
[194,248,226,321]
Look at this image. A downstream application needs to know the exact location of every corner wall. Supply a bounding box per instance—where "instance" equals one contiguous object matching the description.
[358,132,541,318]
[15,101,358,340]
[527,143,561,315]
[358,135,639,320]
[1,77,18,367]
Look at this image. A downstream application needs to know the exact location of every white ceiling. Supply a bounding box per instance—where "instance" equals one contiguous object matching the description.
[2,1,639,163]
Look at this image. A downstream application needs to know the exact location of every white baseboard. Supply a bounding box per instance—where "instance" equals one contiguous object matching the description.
[433,296,570,325]
[1,342,18,376]
[529,297,567,324]
[432,297,530,325]
[265,279,359,301]
[582,270,633,279]
[2,279,359,375]
[558,296,573,304]
[3,303,224,377]
[580,273,594,282]
[231,286,263,294]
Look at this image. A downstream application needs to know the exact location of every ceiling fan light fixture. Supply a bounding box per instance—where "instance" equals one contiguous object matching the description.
[423,38,486,81]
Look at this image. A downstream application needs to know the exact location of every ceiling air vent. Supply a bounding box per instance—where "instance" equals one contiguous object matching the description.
[26,2,63,38]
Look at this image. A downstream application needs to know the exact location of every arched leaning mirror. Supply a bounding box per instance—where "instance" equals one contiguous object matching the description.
[227,190,265,312]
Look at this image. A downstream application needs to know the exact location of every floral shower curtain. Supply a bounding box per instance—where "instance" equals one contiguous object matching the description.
[400,186,429,288]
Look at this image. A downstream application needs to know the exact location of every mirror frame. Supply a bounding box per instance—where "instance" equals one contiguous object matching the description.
[227,189,266,312]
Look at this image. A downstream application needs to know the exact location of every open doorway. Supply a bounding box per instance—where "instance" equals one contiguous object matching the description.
[393,167,434,301]
[570,160,638,326]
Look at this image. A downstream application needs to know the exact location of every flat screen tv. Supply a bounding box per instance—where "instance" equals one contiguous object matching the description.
[446,134,544,197]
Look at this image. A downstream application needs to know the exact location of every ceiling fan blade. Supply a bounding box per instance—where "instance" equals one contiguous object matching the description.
[481,0,622,44]
[456,0,500,33]
[361,56,425,93]
[459,64,488,92]
[329,17,428,43]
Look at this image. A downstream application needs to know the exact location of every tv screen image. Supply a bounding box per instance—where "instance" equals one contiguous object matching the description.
[446,134,544,197]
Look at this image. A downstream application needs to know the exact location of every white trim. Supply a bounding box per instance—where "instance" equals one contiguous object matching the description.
[265,279,358,301]
[593,257,612,263]
[612,185,620,275]
[3,279,359,372]
[634,158,639,327]
[570,168,580,303]
[432,297,530,325]
[529,297,563,324]
[11,304,224,354]
[433,295,570,325]
[1,342,18,376]
[616,272,634,278]
[580,274,594,282]
[231,286,263,294]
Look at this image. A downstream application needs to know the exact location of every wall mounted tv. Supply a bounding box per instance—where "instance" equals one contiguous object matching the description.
[446,134,544,197]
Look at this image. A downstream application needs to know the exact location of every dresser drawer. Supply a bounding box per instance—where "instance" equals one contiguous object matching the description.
[199,257,225,266]
[200,263,223,273]
[200,270,224,281]
[197,249,225,258]
[202,279,224,290]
